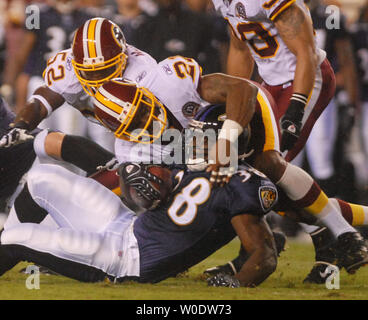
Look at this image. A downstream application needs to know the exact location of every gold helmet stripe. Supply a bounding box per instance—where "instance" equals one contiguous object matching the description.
[95,18,104,58]
[96,86,134,116]
[87,18,98,59]
[94,97,120,119]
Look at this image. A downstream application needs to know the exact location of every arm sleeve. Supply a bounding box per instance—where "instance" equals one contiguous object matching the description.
[61,135,115,176]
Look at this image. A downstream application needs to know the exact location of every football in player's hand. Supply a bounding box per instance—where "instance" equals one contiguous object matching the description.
[118,163,173,211]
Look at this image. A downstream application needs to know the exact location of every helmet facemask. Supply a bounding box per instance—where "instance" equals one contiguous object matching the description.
[94,84,167,144]
[72,52,128,96]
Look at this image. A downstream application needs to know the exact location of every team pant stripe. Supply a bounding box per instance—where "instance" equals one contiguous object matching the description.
[293,181,321,208]
[305,190,328,215]
[337,199,353,225]
[87,19,98,58]
[350,203,365,226]
[257,91,279,151]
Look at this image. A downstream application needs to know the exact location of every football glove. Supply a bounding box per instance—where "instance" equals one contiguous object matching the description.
[207,273,240,288]
[280,95,307,152]
[118,163,163,202]
[0,127,34,148]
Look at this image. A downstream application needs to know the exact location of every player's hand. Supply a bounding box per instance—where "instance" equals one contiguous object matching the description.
[207,273,240,288]
[0,128,34,148]
[96,157,120,171]
[206,138,236,188]
[280,103,304,152]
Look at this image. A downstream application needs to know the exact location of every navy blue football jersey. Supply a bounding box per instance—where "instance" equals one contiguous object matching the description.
[350,22,368,102]
[133,163,278,283]
[23,5,92,77]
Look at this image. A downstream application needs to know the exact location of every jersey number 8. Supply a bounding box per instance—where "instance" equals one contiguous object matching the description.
[168,177,211,226]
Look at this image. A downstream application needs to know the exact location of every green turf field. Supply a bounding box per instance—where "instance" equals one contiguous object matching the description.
[1,239,368,300]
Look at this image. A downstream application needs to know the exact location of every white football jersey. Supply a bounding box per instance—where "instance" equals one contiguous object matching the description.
[43,47,205,164]
[42,45,158,114]
[114,55,207,163]
[212,0,326,85]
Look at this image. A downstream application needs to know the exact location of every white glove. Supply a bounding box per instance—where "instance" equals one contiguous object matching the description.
[0,128,34,148]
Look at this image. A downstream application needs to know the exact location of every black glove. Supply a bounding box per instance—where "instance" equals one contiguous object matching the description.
[0,122,33,148]
[207,273,240,288]
[118,163,163,202]
[280,95,307,152]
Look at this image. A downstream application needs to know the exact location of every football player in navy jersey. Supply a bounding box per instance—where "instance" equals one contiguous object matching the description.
[0,158,279,287]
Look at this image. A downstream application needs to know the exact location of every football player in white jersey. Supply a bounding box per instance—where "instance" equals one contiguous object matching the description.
[0,18,157,147]
[211,0,354,281]
[0,17,254,171]
[89,78,368,275]
[212,0,335,161]
[2,16,367,277]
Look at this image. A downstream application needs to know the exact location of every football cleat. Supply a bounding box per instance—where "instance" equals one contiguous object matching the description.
[204,261,237,277]
[336,232,368,274]
[303,262,339,284]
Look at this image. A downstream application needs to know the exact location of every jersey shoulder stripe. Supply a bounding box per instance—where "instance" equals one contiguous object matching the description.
[268,0,296,21]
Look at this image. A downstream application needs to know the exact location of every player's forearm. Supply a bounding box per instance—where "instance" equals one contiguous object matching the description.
[226,48,254,79]
[200,73,257,129]
[275,4,318,96]
[235,248,276,287]
[225,79,258,129]
[226,29,254,79]
[12,99,48,130]
[12,86,64,130]
[226,43,254,79]
[292,49,317,96]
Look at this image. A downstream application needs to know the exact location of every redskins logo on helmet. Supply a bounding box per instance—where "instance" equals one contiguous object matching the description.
[93,79,167,144]
[72,18,128,96]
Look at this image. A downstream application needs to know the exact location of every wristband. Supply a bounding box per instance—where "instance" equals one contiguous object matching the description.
[30,94,53,117]
[11,120,31,131]
[218,119,243,143]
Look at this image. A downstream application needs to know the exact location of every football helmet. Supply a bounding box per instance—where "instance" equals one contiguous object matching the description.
[93,79,167,143]
[72,18,128,96]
